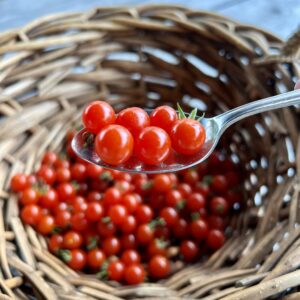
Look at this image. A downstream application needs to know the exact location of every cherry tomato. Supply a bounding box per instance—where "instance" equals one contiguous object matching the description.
[121,194,140,213]
[37,215,55,235]
[148,193,166,211]
[108,205,128,225]
[82,100,116,134]
[11,173,29,192]
[71,163,87,182]
[54,202,69,214]
[211,175,228,193]
[170,119,206,155]
[195,182,209,197]
[107,260,124,281]
[114,180,132,194]
[190,219,209,241]
[150,106,178,133]
[87,248,106,269]
[147,239,168,257]
[121,215,137,234]
[183,169,199,185]
[124,264,145,285]
[48,234,63,253]
[97,220,116,237]
[225,191,242,207]
[135,127,171,165]
[207,215,225,231]
[71,212,88,232]
[63,231,83,249]
[87,191,102,202]
[159,207,178,227]
[116,107,150,137]
[166,190,183,208]
[153,174,173,193]
[135,205,153,224]
[136,224,154,245]
[180,240,198,262]
[210,197,229,217]
[114,172,132,182]
[54,158,70,169]
[40,189,59,209]
[55,210,71,229]
[121,249,141,266]
[21,204,42,225]
[186,193,205,212]
[42,151,58,165]
[95,125,133,165]
[37,166,56,185]
[148,255,170,279]
[102,237,120,256]
[27,174,37,186]
[177,183,192,198]
[121,234,136,250]
[57,183,75,202]
[103,187,122,206]
[20,188,39,205]
[86,202,104,222]
[206,229,225,250]
[154,226,170,240]
[71,196,88,213]
[66,249,87,271]
[86,164,103,179]
[56,167,71,183]
[172,218,188,238]
[225,171,240,188]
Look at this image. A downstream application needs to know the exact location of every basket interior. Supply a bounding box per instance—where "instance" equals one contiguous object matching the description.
[0,5,300,300]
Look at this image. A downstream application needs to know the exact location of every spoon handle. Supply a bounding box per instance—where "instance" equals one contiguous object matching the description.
[215,89,300,130]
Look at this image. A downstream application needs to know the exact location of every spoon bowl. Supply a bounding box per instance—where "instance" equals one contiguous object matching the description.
[72,89,300,173]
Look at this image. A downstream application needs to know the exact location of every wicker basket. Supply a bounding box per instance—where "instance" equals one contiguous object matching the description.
[0,4,300,300]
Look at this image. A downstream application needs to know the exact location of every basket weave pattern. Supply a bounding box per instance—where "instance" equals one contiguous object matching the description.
[0,5,299,300]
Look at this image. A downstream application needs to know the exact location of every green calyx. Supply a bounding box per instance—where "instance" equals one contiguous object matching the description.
[87,237,99,250]
[177,103,205,122]
[149,218,166,230]
[58,249,71,262]
[96,260,109,279]
[83,132,95,149]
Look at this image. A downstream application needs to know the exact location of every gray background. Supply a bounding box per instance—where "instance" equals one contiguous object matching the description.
[0,0,299,39]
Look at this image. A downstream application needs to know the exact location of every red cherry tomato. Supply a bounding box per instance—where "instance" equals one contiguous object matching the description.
[183,169,199,185]
[37,165,56,185]
[207,215,225,231]
[206,229,225,250]
[121,249,141,266]
[180,240,198,262]
[177,183,192,198]
[170,119,206,155]
[195,182,210,197]
[66,249,87,271]
[95,125,134,165]
[135,127,171,165]
[71,212,88,232]
[116,107,150,137]
[103,187,122,206]
[172,218,188,239]
[87,191,102,202]
[40,189,59,209]
[150,106,178,133]
[107,260,124,281]
[108,205,128,225]
[124,264,145,285]
[20,188,39,205]
[82,100,116,134]
[135,205,153,224]
[71,196,88,213]
[148,255,170,279]
[87,248,106,269]
[121,215,137,234]
[86,164,103,179]
[57,183,75,202]
[63,231,83,249]
[102,237,120,256]
[21,204,42,225]
[55,210,71,229]
[190,219,209,241]
[56,167,71,183]
[11,173,29,192]
[121,194,140,214]
[37,215,55,235]
[97,220,116,237]
[71,163,87,182]
[166,190,183,208]
[147,239,168,257]
[210,197,229,217]
[86,202,104,222]
[186,193,206,212]
[48,234,63,253]
[136,224,154,245]
[159,207,178,227]
[211,175,228,192]
[153,174,173,193]
[121,234,137,250]
[42,151,58,165]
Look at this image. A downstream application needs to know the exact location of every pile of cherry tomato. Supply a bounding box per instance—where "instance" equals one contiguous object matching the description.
[10,131,242,285]
[82,101,206,166]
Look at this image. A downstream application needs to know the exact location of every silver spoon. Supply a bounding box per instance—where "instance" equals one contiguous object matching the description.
[72,89,300,174]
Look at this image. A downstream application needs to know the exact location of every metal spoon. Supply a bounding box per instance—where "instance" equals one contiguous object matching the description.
[72,89,300,174]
